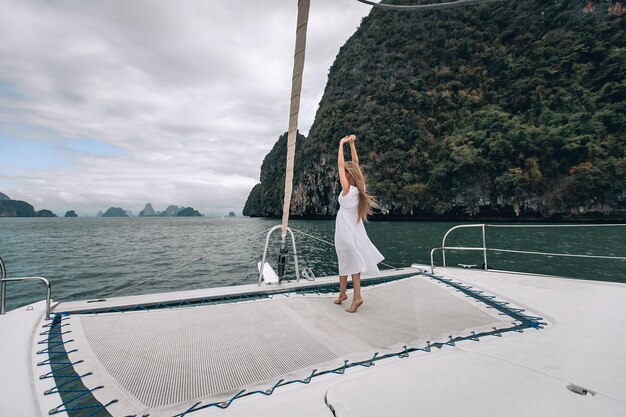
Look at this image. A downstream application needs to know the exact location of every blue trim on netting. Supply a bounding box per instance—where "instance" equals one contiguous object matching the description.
[36,339,75,353]
[40,323,70,335]
[40,361,84,379]
[42,316,70,327]
[48,385,104,413]
[41,313,118,417]
[38,331,71,344]
[358,352,378,367]
[50,399,118,416]
[247,379,285,396]
[173,389,246,416]
[44,373,93,395]
[37,349,78,366]
[293,368,320,382]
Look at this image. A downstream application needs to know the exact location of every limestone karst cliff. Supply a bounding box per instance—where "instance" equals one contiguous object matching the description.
[244,1,625,219]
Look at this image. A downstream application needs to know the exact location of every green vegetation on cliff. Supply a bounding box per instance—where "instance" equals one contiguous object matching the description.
[245,1,626,219]
[243,132,306,217]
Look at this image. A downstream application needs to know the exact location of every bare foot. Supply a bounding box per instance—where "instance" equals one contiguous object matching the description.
[334,294,348,304]
[345,299,363,313]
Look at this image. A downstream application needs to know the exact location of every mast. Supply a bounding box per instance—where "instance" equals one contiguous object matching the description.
[280,0,310,244]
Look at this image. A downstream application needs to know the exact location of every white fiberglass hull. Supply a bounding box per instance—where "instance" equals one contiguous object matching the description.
[1,266,625,417]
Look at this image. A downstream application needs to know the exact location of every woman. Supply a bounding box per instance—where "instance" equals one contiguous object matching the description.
[334,134,384,313]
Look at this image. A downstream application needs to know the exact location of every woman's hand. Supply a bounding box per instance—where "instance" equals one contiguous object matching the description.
[348,134,356,143]
[340,135,350,145]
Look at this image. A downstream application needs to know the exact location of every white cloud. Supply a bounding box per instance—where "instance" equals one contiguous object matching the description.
[0,0,371,214]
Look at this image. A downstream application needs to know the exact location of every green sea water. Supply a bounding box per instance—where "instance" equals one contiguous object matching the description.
[1,217,624,311]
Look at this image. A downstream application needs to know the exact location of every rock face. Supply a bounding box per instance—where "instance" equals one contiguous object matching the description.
[0,192,10,201]
[102,207,128,217]
[176,207,202,217]
[36,209,57,217]
[0,198,35,217]
[164,205,180,216]
[244,2,626,220]
[64,210,78,217]
[243,132,305,217]
[139,203,156,216]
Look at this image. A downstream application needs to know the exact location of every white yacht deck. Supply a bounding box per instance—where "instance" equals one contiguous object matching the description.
[1,266,625,417]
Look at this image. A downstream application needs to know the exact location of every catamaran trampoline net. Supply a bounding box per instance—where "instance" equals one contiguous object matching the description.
[66,275,512,415]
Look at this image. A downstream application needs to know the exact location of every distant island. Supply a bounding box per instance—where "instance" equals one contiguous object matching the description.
[0,194,215,218]
[102,207,128,217]
[176,207,202,217]
[36,209,57,218]
[138,202,202,217]
[139,202,157,216]
[0,192,57,217]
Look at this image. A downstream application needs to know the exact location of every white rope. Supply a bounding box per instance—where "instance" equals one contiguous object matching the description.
[104,227,274,297]
[355,0,502,11]
[291,227,399,269]
[487,223,626,228]
[281,0,310,242]
[487,247,626,261]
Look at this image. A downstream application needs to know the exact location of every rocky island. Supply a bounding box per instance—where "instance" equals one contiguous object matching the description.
[0,192,57,217]
[35,209,57,217]
[244,2,625,221]
[102,207,128,217]
[176,207,202,217]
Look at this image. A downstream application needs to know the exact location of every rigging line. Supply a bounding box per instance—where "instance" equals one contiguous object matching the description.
[104,227,274,298]
[486,223,626,228]
[487,248,626,260]
[355,0,502,11]
[291,227,400,269]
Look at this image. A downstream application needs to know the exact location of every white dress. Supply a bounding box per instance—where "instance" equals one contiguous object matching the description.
[334,185,384,276]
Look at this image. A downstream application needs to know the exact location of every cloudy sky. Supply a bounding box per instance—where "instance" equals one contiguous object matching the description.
[0,0,371,215]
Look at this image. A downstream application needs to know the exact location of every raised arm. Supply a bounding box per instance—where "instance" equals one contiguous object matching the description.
[338,136,351,196]
[348,135,359,167]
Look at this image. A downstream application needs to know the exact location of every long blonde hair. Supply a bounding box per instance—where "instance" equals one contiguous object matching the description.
[344,161,379,222]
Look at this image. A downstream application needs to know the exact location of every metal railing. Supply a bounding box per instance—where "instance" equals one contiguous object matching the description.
[258,225,300,285]
[430,223,626,273]
[0,257,52,319]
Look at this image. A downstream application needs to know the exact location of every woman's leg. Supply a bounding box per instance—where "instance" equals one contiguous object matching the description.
[346,273,363,313]
[334,275,348,304]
